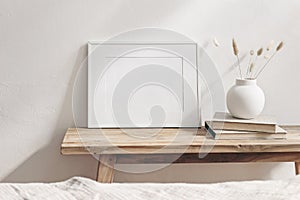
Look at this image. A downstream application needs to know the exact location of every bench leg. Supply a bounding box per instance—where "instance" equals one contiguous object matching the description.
[295,162,300,175]
[96,155,116,183]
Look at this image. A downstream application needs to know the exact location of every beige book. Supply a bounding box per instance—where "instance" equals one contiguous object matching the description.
[207,112,277,133]
[213,127,287,140]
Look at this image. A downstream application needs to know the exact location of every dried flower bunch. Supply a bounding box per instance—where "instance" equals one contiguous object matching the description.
[231,38,284,79]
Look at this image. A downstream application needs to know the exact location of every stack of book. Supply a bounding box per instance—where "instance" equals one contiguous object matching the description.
[205,112,287,140]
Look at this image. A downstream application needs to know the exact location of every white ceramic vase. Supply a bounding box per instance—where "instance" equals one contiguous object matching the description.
[226,79,265,119]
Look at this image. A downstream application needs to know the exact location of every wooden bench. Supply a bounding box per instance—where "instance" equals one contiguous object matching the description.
[61,126,300,183]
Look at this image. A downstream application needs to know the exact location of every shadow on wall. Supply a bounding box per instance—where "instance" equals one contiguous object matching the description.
[3,46,98,183]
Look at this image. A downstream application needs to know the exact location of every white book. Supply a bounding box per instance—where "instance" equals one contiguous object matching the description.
[206,112,277,133]
[212,126,287,140]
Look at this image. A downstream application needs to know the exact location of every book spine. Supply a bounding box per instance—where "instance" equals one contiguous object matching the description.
[205,121,216,139]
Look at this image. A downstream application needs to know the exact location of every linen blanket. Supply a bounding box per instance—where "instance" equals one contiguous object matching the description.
[1,176,300,200]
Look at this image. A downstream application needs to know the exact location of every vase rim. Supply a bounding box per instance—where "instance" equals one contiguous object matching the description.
[235,78,257,85]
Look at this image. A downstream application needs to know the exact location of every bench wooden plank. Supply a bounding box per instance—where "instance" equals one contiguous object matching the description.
[61,126,300,155]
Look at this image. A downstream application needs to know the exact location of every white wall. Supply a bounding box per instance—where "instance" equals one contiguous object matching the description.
[1,0,299,183]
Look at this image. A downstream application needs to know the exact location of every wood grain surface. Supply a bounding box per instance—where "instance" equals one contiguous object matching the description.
[96,155,116,183]
[61,126,300,155]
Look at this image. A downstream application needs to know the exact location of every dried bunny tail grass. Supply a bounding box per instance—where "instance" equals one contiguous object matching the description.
[255,41,284,79]
[267,40,275,51]
[213,37,220,47]
[249,63,254,73]
[246,50,255,77]
[232,38,239,55]
[232,38,242,78]
[252,48,263,73]
[257,48,263,56]
[249,62,255,78]
[276,41,284,51]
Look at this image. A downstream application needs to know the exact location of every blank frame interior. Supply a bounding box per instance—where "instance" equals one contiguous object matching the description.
[88,42,200,128]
